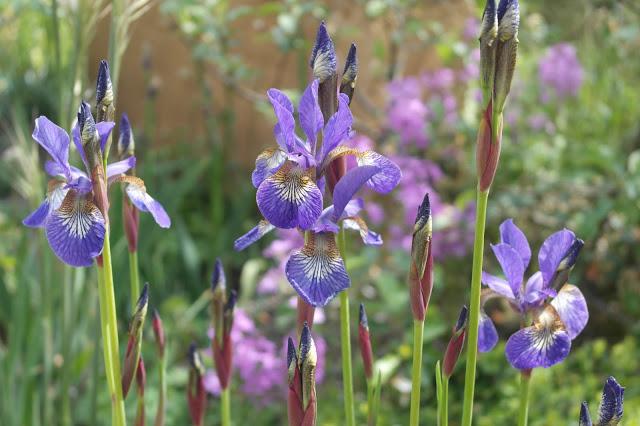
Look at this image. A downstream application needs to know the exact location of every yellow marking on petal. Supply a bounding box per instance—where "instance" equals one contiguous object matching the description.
[113,175,146,191]
[271,161,316,203]
[529,304,566,352]
[299,233,342,281]
[321,146,359,171]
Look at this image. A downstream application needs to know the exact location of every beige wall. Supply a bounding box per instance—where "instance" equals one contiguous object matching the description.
[91,0,472,165]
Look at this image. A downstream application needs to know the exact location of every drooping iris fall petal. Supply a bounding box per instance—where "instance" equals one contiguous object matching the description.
[23,181,68,228]
[285,232,349,306]
[251,148,287,188]
[505,305,571,369]
[256,161,322,230]
[233,220,276,251]
[550,284,588,340]
[117,176,171,228]
[44,190,106,267]
[478,310,499,353]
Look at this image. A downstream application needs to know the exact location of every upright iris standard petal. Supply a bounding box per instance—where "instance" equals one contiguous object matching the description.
[490,243,525,298]
[285,232,349,306]
[97,122,116,153]
[320,94,353,161]
[499,218,531,267]
[117,176,171,228]
[267,89,296,152]
[298,80,324,151]
[45,190,105,267]
[256,161,322,230]
[538,229,576,285]
[505,305,571,369]
[355,150,402,194]
[23,181,68,228]
[478,311,499,352]
[343,217,383,246]
[481,271,515,299]
[251,148,287,188]
[550,284,588,340]
[234,220,276,251]
[522,271,555,307]
[597,376,624,425]
[33,116,72,180]
[331,165,380,221]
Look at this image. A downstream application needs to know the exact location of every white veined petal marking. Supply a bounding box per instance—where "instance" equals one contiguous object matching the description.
[299,233,341,282]
[273,162,314,204]
[528,305,565,354]
[57,191,103,238]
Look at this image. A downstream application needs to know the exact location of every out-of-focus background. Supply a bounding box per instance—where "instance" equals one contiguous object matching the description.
[1,0,639,424]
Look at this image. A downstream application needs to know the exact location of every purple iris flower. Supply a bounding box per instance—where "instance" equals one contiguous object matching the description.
[23,106,170,267]
[479,219,588,369]
[235,78,400,306]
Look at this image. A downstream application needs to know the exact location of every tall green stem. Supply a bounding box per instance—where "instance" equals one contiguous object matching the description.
[221,387,231,426]
[518,373,531,426]
[409,319,424,426]
[461,189,490,426]
[442,377,449,426]
[338,228,356,426]
[128,250,140,311]
[154,353,166,426]
[97,227,127,426]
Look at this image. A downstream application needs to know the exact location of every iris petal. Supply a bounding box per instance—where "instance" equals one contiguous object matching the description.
[597,376,624,425]
[33,116,71,180]
[478,311,499,352]
[481,271,515,299]
[267,89,295,152]
[23,181,68,228]
[499,218,531,268]
[356,151,402,194]
[251,148,287,188]
[320,94,353,162]
[298,80,324,151]
[490,243,525,298]
[579,402,593,426]
[343,217,382,246]
[117,176,171,228]
[331,165,380,221]
[44,190,105,267]
[285,232,349,306]
[551,284,588,340]
[522,271,554,307]
[106,156,136,179]
[505,305,571,369]
[538,229,576,286]
[256,161,322,230]
[234,220,276,251]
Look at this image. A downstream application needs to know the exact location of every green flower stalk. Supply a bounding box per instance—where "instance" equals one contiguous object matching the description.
[409,192,433,426]
[152,309,166,426]
[462,2,520,425]
[122,283,149,398]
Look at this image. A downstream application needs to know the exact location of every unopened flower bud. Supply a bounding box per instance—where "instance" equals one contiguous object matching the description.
[358,303,374,380]
[152,308,165,357]
[299,323,317,411]
[597,376,624,425]
[96,60,114,109]
[579,402,592,426]
[476,103,502,192]
[493,0,519,114]
[118,113,135,158]
[211,258,226,345]
[550,237,584,289]
[78,102,98,147]
[479,0,498,105]
[409,192,433,321]
[123,283,149,397]
[310,22,337,84]
[443,305,468,378]
[287,336,298,386]
[187,343,206,426]
[311,22,338,125]
[223,289,237,336]
[340,43,358,104]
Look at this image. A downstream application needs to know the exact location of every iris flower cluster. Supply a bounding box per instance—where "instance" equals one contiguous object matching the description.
[23,62,169,267]
[479,219,588,369]
[235,23,401,307]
